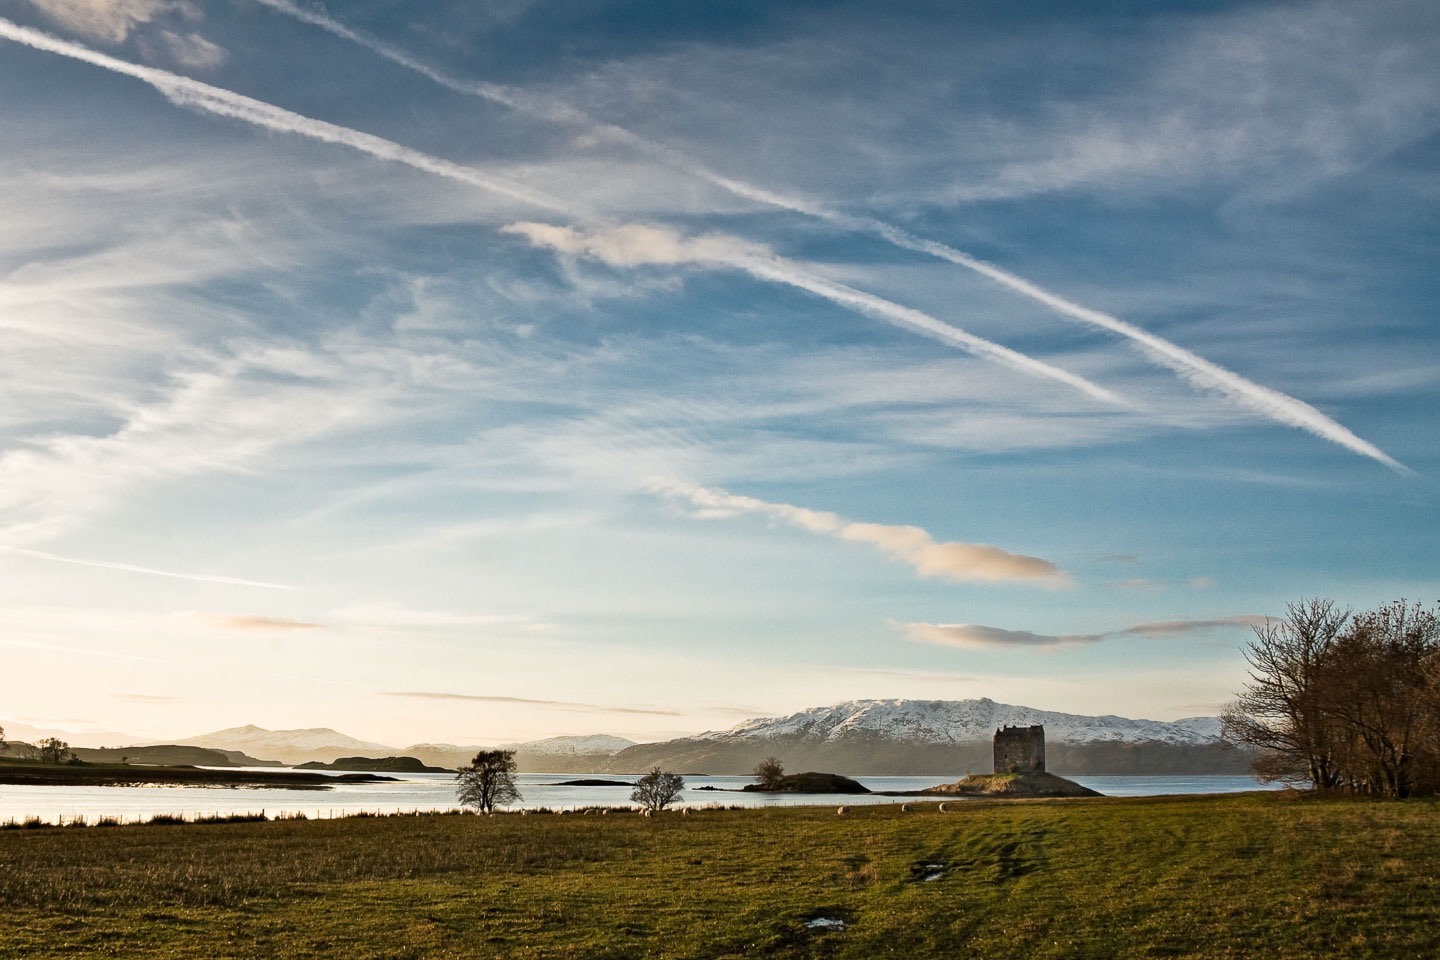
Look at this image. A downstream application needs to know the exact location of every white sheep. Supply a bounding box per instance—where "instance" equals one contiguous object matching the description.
[836,806,848,815]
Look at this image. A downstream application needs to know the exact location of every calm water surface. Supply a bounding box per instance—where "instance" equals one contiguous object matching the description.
[0,771,1280,824]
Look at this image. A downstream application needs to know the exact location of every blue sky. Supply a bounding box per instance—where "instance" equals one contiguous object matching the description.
[1,0,1437,747]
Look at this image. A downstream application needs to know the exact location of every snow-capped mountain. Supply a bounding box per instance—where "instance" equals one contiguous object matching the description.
[506,734,636,755]
[594,698,1238,776]
[702,699,1222,747]
[407,734,637,769]
[177,725,397,765]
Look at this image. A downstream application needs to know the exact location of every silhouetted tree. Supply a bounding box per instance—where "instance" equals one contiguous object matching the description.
[456,749,521,813]
[1222,598,1349,789]
[753,756,785,790]
[1320,600,1440,797]
[631,767,685,812]
[1224,598,1440,797]
[37,738,73,764]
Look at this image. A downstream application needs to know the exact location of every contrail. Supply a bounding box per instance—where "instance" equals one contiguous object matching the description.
[503,222,1123,403]
[854,219,1408,472]
[0,19,1119,404]
[0,544,295,590]
[733,254,1123,405]
[0,19,575,215]
[253,2,1406,470]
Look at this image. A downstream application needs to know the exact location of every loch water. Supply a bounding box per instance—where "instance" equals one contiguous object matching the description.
[0,772,1281,825]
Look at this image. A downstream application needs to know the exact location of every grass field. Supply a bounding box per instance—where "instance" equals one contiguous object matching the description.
[1,791,1436,959]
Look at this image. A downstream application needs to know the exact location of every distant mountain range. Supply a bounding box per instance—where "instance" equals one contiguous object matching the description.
[8,699,1245,775]
[708,698,1222,747]
[165,726,639,768]
[172,725,396,766]
[589,699,1242,777]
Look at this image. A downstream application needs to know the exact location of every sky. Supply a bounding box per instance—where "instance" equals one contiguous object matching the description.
[1,0,1437,749]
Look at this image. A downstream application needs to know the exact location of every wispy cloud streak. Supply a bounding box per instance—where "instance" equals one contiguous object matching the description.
[505,222,1123,404]
[259,3,1404,470]
[0,19,1114,406]
[652,478,1070,585]
[0,18,574,214]
[0,544,294,589]
[380,691,680,716]
[10,15,1392,466]
[183,613,323,630]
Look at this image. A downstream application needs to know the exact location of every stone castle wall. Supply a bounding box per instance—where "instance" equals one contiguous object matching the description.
[993,724,1046,774]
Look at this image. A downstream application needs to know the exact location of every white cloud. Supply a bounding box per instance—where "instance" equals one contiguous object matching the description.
[652,478,1069,586]
[147,29,226,69]
[503,220,766,267]
[25,0,196,44]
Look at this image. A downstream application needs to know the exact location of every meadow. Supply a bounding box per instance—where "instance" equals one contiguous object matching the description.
[1,791,1436,959]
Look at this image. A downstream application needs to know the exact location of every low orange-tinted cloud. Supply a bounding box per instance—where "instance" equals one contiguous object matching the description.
[905,615,1268,649]
[380,691,681,717]
[651,479,1069,585]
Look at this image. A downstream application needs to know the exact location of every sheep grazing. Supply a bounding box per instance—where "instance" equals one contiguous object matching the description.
[938,802,950,813]
[900,803,912,813]
[836,806,848,816]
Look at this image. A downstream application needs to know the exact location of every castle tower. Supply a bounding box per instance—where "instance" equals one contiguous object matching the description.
[993,724,1045,774]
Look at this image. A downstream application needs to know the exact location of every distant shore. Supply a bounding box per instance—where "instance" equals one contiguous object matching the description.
[0,760,396,790]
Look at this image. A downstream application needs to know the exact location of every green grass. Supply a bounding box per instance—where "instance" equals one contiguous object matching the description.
[1,792,1437,958]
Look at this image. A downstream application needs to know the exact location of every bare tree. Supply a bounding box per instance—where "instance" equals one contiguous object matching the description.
[1222,598,1349,789]
[631,767,685,813]
[456,749,522,813]
[1321,600,1440,797]
[753,756,785,791]
[1224,598,1440,797]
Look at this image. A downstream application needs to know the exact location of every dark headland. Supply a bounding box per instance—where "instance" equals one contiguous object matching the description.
[0,758,397,789]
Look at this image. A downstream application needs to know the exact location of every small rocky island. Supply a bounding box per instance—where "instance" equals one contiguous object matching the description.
[742,772,871,794]
[295,756,451,773]
[925,725,1101,798]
